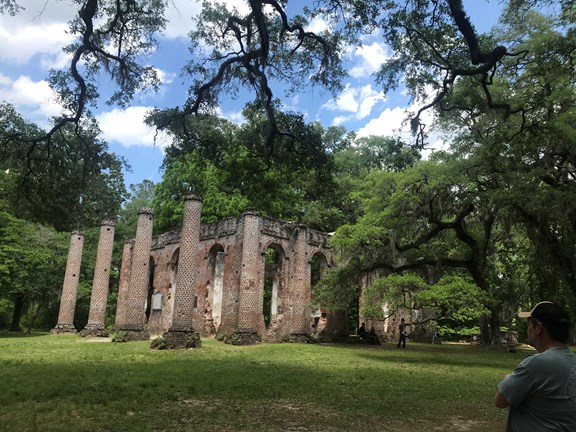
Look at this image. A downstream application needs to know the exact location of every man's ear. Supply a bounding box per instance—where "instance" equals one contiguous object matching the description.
[534,321,544,335]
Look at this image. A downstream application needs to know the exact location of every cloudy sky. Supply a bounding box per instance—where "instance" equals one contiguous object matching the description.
[0,0,498,188]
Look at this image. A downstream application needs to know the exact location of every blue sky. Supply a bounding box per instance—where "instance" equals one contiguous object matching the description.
[0,0,500,189]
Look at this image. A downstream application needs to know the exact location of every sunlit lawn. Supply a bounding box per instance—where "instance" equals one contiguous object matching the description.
[0,333,527,431]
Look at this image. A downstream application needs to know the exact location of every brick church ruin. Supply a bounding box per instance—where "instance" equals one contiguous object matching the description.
[52,194,347,344]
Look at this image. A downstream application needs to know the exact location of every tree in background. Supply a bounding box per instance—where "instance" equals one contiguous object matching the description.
[0,103,128,232]
[1,0,574,337]
[315,6,576,344]
[150,105,349,233]
[360,273,490,340]
[0,206,68,331]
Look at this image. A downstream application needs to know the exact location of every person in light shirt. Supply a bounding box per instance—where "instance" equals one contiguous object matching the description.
[495,301,576,431]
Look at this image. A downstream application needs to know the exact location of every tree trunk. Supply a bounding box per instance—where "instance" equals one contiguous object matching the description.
[9,294,24,332]
[489,312,502,346]
[26,302,42,334]
[479,315,490,345]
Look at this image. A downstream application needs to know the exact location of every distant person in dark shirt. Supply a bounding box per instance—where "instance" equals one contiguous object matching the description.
[358,322,367,340]
[368,325,381,345]
[397,318,408,348]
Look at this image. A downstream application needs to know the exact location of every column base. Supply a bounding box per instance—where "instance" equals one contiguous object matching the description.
[51,323,77,334]
[223,328,261,345]
[113,329,150,341]
[80,323,109,337]
[285,333,314,343]
[156,330,201,349]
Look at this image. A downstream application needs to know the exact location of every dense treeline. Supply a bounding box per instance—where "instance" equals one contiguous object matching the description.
[0,1,574,343]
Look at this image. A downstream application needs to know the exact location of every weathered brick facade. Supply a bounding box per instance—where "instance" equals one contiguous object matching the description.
[51,231,84,334]
[82,220,116,335]
[126,208,341,342]
[54,200,345,342]
[116,207,154,339]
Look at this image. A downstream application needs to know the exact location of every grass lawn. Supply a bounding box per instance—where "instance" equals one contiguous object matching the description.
[0,333,529,431]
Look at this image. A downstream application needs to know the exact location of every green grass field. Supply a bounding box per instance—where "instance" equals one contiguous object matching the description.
[0,333,528,431]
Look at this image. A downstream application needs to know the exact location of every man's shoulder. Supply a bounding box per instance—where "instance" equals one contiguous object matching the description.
[525,347,576,368]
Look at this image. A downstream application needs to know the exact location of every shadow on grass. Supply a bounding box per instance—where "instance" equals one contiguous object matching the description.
[0,336,511,431]
[0,330,50,338]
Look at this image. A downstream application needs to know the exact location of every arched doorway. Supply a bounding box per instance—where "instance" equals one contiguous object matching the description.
[207,244,225,331]
[263,244,284,328]
[310,252,328,332]
[145,256,156,321]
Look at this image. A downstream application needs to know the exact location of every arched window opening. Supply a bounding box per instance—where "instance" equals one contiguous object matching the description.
[264,245,282,328]
[170,248,179,294]
[145,256,155,321]
[208,244,225,331]
[310,253,328,331]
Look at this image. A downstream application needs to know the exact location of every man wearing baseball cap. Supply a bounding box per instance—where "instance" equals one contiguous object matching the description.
[495,301,576,431]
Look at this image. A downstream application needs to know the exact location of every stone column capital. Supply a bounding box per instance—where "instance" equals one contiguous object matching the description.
[137,207,154,216]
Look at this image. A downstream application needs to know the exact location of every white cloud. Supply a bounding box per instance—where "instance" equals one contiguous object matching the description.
[349,41,389,78]
[322,83,385,122]
[97,107,171,149]
[215,106,246,124]
[356,106,408,138]
[306,16,330,33]
[0,23,73,64]
[0,0,76,64]
[332,116,349,126]
[356,101,448,156]
[161,1,202,40]
[154,68,176,86]
[0,73,11,85]
[163,0,253,40]
[0,75,62,120]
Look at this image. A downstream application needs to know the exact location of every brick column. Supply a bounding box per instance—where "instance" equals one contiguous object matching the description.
[162,194,202,348]
[83,220,116,335]
[289,225,311,336]
[233,211,263,344]
[117,207,154,340]
[114,239,134,329]
[51,231,84,334]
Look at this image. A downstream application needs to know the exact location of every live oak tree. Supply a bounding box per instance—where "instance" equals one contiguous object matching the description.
[150,106,348,233]
[2,1,574,336]
[315,5,576,344]
[1,0,552,164]
[436,8,576,308]
[0,103,128,232]
[360,273,490,340]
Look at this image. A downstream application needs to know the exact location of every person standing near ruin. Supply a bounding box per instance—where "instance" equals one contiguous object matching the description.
[494,301,576,431]
[397,318,408,348]
[358,322,367,340]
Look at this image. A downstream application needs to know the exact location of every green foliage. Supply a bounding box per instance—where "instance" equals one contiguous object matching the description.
[116,180,156,242]
[111,331,129,343]
[0,207,69,330]
[361,273,428,318]
[150,336,167,350]
[150,108,353,232]
[0,104,128,231]
[361,273,489,338]
[416,275,490,322]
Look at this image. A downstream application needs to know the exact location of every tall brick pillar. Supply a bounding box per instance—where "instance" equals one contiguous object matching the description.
[234,211,263,344]
[51,230,84,334]
[289,225,311,336]
[114,239,134,329]
[117,207,154,340]
[162,194,202,349]
[82,220,116,335]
